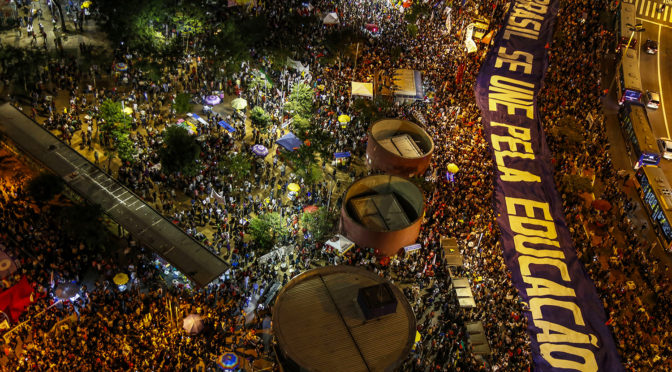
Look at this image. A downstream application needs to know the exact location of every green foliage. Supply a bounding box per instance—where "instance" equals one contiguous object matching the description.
[300,206,336,242]
[407,24,419,37]
[173,93,193,114]
[99,100,135,162]
[27,172,64,204]
[116,134,137,163]
[56,203,109,250]
[324,27,364,60]
[248,70,273,91]
[249,106,272,130]
[286,82,314,118]
[291,115,311,138]
[173,9,205,36]
[298,164,323,186]
[159,125,201,176]
[0,46,47,92]
[249,212,286,251]
[219,152,253,183]
[99,99,132,135]
[352,97,392,124]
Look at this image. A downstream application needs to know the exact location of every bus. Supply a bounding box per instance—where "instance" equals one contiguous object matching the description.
[618,103,661,168]
[635,166,672,253]
[617,49,643,105]
[617,2,638,52]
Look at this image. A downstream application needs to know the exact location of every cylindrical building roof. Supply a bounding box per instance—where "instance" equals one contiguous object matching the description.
[366,119,434,177]
[272,266,416,372]
[340,174,425,256]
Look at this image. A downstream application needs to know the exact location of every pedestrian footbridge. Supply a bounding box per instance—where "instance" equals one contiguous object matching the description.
[0,103,228,287]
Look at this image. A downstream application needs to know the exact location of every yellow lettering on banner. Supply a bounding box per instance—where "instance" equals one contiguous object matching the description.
[495,47,534,74]
[512,6,545,20]
[488,76,535,118]
[497,166,541,183]
[523,276,575,297]
[509,18,542,32]
[503,29,540,41]
[518,0,548,15]
[509,216,557,238]
[505,197,552,220]
[491,121,531,140]
[539,343,598,372]
[535,320,598,346]
[513,235,563,258]
[494,150,535,166]
[530,298,586,326]
[491,134,533,154]
[519,256,570,281]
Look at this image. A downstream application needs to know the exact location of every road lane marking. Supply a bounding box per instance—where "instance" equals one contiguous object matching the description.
[646,2,651,16]
[641,0,647,14]
[637,18,672,29]
[656,24,670,138]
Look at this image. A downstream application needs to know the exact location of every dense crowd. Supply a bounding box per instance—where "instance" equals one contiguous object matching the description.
[0,0,670,370]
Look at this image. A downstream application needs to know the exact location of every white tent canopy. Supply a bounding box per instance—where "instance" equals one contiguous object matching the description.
[351,82,373,98]
[324,234,355,255]
[323,12,339,25]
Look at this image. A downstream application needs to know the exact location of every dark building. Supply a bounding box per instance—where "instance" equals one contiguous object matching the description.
[272,266,416,372]
[366,119,434,177]
[340,174,424,256]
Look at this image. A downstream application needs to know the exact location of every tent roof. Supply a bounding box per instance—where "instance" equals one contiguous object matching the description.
[323,12,339,24]
[276,132,303,151]
[351,82,373,98]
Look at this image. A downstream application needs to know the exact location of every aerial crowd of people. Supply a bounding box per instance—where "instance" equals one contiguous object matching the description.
[0,0,670,370]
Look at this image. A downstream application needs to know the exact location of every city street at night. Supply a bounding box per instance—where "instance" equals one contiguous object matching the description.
[0,0,670,371]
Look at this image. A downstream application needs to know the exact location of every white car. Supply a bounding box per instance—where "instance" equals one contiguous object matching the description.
[646,91,660,109]
[658,138,672,160]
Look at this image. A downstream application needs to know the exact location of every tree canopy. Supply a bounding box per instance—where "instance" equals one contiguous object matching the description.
[249,212,286,251]
[159,125,201,176]
[27,172,64,204]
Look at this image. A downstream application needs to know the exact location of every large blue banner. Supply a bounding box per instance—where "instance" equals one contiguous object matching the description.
[474,1,623,371]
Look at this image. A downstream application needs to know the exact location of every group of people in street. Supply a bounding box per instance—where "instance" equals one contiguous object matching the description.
[0,0,671,370]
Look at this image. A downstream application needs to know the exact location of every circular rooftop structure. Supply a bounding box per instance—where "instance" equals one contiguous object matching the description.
[340,174,424,256]
[366,119,434,177]
[272,266,416,372]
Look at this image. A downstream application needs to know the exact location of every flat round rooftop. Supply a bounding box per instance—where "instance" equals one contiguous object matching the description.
[272,266,416,372]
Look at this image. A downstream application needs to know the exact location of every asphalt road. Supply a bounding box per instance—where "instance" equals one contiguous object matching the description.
[634,10,672,175]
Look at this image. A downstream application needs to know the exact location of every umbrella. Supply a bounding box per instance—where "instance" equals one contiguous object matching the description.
[205,95,222,106]
[592,199,612,212]
[276,132,303,151]
[123,107,133,115]
[447,163,459,174]
[231,98,248,110]
[303,205,319,213]
[288,183,301,192]
[54,283,79,299]
[217,352,240,370]
[338,114,351,123]
[113,273,129,285]
[218,121,236,133]
[183,314,204,335]
[81,1,92,8]
[379,256,390,266]
[115,62,128,72]
[84,115,91,120]
[365,23,379,33]
[251,144,268,157]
